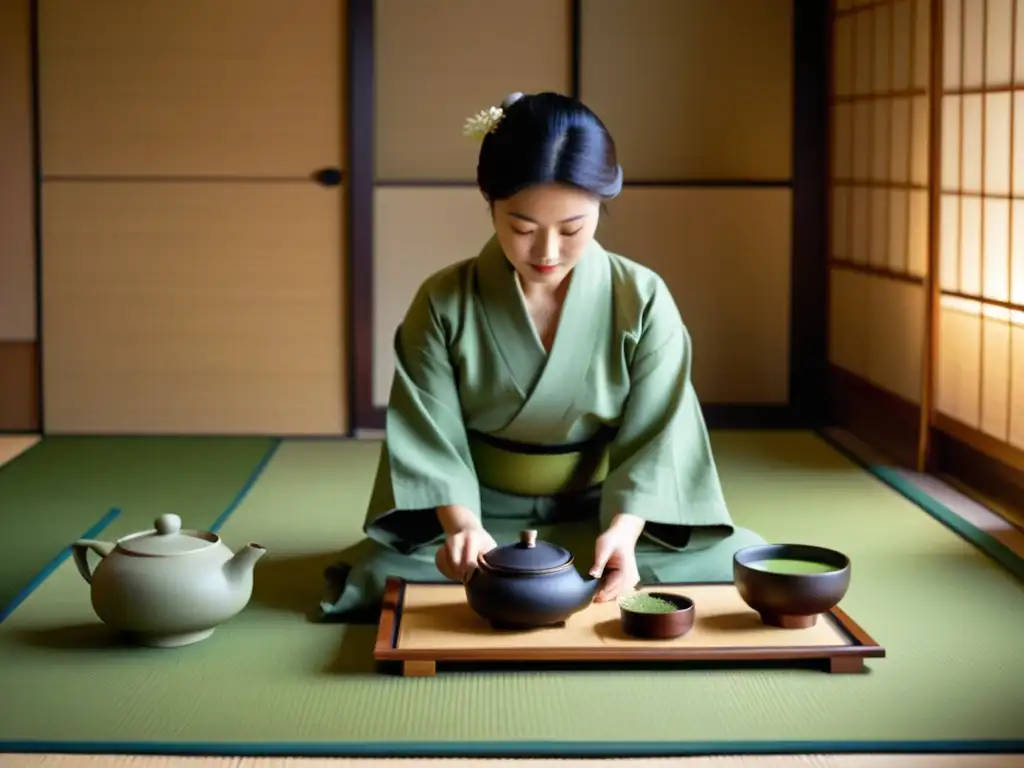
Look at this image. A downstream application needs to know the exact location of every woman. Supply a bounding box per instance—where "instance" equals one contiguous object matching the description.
[320,92,765,619]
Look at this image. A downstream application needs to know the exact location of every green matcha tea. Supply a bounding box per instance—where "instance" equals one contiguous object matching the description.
[748,558,838,575]
[619,594,681,613]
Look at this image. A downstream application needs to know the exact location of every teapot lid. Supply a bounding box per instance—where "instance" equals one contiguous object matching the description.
[117,514,217,556]
[480,530,571,574]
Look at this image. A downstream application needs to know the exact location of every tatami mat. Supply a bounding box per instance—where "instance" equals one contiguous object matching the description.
[0,432,1022,758]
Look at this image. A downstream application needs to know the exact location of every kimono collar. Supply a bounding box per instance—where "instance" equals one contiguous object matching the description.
[475,235,610,438]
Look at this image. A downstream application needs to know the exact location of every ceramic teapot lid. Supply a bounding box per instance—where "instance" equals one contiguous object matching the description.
[117,514,217,556]
[480,530,572,574]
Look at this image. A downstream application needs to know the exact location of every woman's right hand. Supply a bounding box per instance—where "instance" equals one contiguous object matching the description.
[435,505,497,583]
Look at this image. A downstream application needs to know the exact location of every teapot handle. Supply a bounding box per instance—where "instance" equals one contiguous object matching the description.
[71,540,114,584]
[462,553,487,586]
[591,566,630,597]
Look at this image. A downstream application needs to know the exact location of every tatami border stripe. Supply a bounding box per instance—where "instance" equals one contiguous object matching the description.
[0,738,1021,758]
[817,431,1024,584]
[0,506,121,624]
[208,438,281,533]
[870,466,1024,583]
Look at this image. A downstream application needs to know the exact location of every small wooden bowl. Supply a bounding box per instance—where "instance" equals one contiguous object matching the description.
[733,543,851,629]
[619,592,695,639]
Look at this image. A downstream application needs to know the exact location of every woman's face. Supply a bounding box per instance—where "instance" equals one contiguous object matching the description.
[490,183,601,286]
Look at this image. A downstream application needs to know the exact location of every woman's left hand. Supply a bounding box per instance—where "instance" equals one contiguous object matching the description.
[590,513,645,602]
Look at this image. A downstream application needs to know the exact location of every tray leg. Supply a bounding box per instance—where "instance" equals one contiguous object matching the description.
[402,660,437,677]
[829,656,865,674]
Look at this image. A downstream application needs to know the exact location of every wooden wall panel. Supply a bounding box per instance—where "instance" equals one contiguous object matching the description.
[0,342,39,433]
[362,0,800,430]
[829,267,924,405]
[37,0,347,435]
[865,276,925,404]
[579,0,792,181]
[41,182,346,435]
[596,188,792,404]
[371,188,792,408]
[37,0,343,177]
[0,0,38,432]
[371,188,494,406]
[0,0,34,342]
[373,0,571,181]
[828,268,869,379]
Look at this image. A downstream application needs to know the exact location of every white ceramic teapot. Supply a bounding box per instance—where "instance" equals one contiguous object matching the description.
[72,513,266,647]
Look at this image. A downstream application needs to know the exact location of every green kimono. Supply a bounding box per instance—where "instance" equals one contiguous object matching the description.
[320,236,765,619]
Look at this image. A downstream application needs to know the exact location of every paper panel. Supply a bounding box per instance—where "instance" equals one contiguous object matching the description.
[986,0,1015,86]
[937,301,982,428]
[37,0,342,177]
[943,0,962,89]
[375,0,570,181]
[42,181,347,434]
[939,193,961,291]
[579,0,792,180]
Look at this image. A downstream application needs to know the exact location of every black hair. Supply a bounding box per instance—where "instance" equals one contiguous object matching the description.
[476,92,623,203]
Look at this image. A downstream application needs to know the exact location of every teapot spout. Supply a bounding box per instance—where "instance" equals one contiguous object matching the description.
[224,542,267,584]
[576,565,624,608]
[580,574,602,606]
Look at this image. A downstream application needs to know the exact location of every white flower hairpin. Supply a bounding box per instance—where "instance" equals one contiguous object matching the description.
[462,106,505,140]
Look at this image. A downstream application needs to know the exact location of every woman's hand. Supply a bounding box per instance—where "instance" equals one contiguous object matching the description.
[435,505,497,583]
[590,513,645,602]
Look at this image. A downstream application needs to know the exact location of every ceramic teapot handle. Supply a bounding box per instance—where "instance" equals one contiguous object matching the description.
[463,554,488,586]
[71,540,114,584]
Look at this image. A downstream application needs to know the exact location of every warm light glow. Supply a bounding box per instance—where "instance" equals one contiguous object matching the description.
[830,0,1024,453]
[958,197,982,294]
[938,5,1023,320]
[940,293,1024,327]
[961,94,983,193]
[984,94,1012,195]
[934,0,1024,450]
[983,199,1010,301]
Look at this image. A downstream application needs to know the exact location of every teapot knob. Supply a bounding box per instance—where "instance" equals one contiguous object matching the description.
[519,529,538,548]
[154,514,182,535]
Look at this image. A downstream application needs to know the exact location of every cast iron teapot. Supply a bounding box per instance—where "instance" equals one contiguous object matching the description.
[464,529,602,629]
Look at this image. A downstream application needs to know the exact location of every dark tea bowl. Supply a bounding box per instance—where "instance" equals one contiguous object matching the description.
[733,543,851,629]
[619,591,695,639]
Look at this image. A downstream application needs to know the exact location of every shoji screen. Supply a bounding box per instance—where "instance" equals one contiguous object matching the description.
[937,0,1024,453]
[829,0,932,409]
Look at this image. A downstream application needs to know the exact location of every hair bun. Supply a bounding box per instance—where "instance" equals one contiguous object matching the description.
[501,92,525,109]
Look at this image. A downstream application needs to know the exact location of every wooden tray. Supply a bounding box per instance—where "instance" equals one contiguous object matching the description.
[373,578,885,677]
